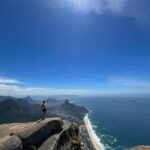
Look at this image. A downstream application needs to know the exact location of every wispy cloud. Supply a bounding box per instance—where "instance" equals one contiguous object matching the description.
[0,84,96,96]
[0,77,23,84]
[108,76,150,87]
[0,76,149,96]
[49,0,150,23]
[0,80,150,96]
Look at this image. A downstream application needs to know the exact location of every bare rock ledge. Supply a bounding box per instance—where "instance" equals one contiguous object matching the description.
[0,118,79,150]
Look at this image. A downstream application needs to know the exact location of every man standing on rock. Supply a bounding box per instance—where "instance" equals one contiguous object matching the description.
[41,100,47,120]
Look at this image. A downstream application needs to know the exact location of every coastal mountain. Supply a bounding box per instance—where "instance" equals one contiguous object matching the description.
[0,98,40,124]
[46,97,64,106]
[50,100,88,123]
[0,96,17,102]
[0,96,88,125]
[24,96,39,104]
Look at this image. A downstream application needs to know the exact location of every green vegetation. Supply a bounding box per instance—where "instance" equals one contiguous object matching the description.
[70,137,83,150]
[0,98,40,124]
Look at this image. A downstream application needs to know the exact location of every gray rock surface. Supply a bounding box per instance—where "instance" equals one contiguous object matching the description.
[16,118,63,149]
[0,135,22,150]
[0,118,79,150]
[38,121,78,150]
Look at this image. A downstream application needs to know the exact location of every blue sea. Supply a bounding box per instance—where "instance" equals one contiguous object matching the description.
[75,96,150,150]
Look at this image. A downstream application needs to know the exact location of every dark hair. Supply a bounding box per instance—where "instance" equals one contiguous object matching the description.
[43,100,45,103]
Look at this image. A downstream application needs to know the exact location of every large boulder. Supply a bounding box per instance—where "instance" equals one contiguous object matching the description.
[38,121,79,150]
[16,118,63,149]
[0,118,63,149]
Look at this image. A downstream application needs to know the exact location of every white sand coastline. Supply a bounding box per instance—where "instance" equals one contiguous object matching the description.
[84,114,105,150]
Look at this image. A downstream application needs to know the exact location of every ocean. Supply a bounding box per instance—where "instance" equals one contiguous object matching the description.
[75,96,150,150]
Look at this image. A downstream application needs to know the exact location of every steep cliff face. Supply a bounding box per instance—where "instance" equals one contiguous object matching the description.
[0,118,80,150]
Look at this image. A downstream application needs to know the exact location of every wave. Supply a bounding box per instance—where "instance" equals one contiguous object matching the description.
[84,114,105,150]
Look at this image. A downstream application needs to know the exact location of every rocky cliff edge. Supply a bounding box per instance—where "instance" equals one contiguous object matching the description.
[0,118,79,150]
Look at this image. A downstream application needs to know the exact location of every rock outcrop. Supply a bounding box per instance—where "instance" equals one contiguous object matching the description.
[128,146,150,150]
[0,118,79,150]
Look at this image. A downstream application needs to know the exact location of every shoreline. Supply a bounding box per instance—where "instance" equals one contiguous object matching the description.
[84,114,105,150]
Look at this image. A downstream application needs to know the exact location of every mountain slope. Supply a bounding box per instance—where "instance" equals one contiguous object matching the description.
[0,98,40,124]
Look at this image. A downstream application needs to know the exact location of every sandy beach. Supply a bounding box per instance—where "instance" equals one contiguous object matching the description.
[84,114,104,150]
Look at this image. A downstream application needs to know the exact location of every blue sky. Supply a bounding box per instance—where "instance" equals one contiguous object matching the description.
[0,0,150,96]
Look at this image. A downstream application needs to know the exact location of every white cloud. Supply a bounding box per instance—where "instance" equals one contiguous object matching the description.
[0,77,23,84]
[0,81,149,96]
[49,0,150,23]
